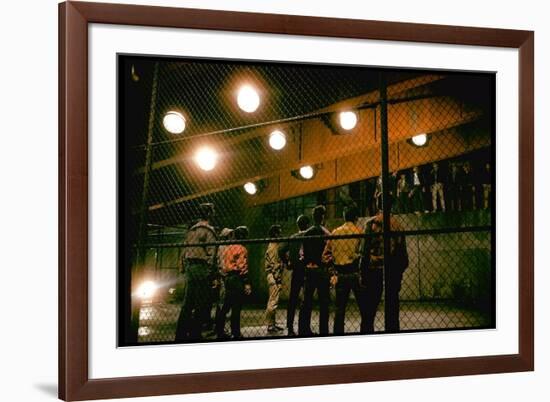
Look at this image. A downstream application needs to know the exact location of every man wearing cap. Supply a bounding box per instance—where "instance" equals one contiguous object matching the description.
[175,203,218,342]
[215,226,251,340]
[265,224,284,333]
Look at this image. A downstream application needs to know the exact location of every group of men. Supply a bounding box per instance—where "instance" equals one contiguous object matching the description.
[272,205,409,336]
[174,201,409,342]
[374,161,492,215]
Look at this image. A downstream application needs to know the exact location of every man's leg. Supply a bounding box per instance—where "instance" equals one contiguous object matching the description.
[190,271,210,340]
[334,275,351,335]
[317,270,331,335]
[362,269,383,333]
[216,276,234,338]
[438,184,446,212]
[386,269,404,332]
[175,265,201,341]
[431,185,437,212]
[175,277,194,342]
[287,268,303,333]
[298,270,315,335]
[229,277,244,338]
[266,274,281,329]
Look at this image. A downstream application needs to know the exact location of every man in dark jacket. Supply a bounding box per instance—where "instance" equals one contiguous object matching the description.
[279,214,311,336]
[447,162,463,212]
[361,213,409,333]
[428,162,446,212]
[299,206,331,335]
[175,203,218,342]
[409,166,428,213]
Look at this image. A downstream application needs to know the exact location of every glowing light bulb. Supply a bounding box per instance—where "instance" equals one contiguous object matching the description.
[237,85,260,113]
[163,111,186,134]
[268,130,286,150]
[412,133,428,146]
[339,111,357,130]
[194,147,218,171]
[299,165,314,180]
[243,182,258,195]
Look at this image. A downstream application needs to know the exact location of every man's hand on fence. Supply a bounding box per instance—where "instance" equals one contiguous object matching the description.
[244,284,252,295]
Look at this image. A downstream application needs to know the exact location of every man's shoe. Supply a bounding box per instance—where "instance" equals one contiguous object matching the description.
[287,329,296,336]
[217,332,231,340]
[267,325,282,333]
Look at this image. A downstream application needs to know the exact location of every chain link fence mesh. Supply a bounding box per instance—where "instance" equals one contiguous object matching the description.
[119,56,495,345]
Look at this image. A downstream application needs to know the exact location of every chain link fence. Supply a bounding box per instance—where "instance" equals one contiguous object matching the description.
[119,56,495,345]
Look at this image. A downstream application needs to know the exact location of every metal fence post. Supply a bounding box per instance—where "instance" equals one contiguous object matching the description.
[379,72,393,332]
[129,61,160,344]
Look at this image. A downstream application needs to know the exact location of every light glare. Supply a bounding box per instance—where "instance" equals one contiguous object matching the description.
[163,111,186,134]
[243,182,258,195]
[194,147,218,171]
[268,130,287,150]
[237,85,260,113]
[137,281,157,300]
[412,133,428,146]
[339,111,358,130]
[299,165,314,180]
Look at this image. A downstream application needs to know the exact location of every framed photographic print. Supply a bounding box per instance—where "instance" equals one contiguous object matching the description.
[59,1,534,400]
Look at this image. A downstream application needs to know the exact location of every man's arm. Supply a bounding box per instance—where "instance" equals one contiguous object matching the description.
[203,227,218,273]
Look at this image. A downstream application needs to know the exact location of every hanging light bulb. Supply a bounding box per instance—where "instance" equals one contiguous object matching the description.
[411,133,428,147]
[194,146,218,171]
[163,111,186,134]
[338,111,358,130]
[299,165,315,180]
[237,84,260,113]
[243,182,258,195]
[268,130,287,150]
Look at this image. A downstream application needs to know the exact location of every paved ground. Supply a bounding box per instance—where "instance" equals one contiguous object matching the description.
[137,301,491,343]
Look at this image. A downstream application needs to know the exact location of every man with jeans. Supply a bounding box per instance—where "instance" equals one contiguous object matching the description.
[323,206,366,334]
[361,213,409,333]
[265,225,284,333]
[215,226,251,340]
[428,162,446,212]
[300,205,331,336]
[279,215,311,336]
[175,203,217,342]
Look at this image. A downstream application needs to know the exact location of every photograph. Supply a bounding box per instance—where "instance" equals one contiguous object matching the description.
[118,56,496,346]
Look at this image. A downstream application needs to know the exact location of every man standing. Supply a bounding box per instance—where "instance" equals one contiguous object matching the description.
[396,172,410,214]
[300,206,331,336]
[323,206,365,335]
[215,226,251,340]
[362,213,409,333]
[279,215,311,336]
[175,203,217,342]
[447,162,463,212]
[265,225,284,333]
[462,162,477,210]
[409,166,427,214]
[428,162,446,212]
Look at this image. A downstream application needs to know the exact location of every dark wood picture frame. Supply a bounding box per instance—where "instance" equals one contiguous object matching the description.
[59,1,534,400]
